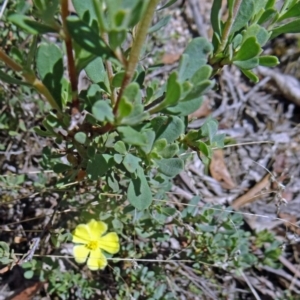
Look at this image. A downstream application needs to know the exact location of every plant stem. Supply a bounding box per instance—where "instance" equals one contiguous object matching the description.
[102,33,116,105]
[0,48,61,112]
[61,0,79,115]
[113,0,160,114]
[0,48,22,71]
[216,0,242,54]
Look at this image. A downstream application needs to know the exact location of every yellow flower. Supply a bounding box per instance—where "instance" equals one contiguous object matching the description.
[72,219,120,270]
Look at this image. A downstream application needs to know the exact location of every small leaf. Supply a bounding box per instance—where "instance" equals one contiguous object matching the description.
[151,116,185,143]
[85,57,109,86]
[271,19,300,39]
[92,100,114,122]
[211,0,222,36]
[158,0,177,10]
[118,97,133,118]
[156,158,184,177]
[66,16,115,58]
[230,0,255,35]
[53,163,72,173]
[87,154,114,180]
[240,69,259,83]
[118,126,147,146]
[7,14,57,34]
[258,8,277,24]
[112,71,125,87]
[278,2,300,21]
[71,0,97,24]
[36,43,63,109]
[148,15,171,34]
[24,270,34,279]
[109,29,127,49]
[127,167,152,210]
[191,65,213,85]
[114,141,127,154]
[123,153,141,173]
[233,37,261,61]
[259,55,279,67]
[179,38,213,81]
[0,70,30,86]
[233,57,259,70]
[114,154,123,164]
[74,132,87,144]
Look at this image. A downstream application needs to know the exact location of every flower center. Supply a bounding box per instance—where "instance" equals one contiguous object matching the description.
[86,241,99,250]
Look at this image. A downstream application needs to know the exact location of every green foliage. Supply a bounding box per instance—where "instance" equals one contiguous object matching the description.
[0,0,296,298]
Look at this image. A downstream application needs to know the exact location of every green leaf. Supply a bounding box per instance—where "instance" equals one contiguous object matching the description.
[140,129,155,154]
[211,0,222,36]
[118,97,133,118]
[127,167,152,210]
[158,0,177,10]
[123,153,141,173]
[191,65,213,85]
[178,38,213,81]
[74,132,87,144]
[87,154,114,180]
[151,116,185,143]
[156,158,184,177]
[36,43,63,109]
[258,8,277,24]
[92,100,114,122]
[114,141,127,154]
[242,24,270,46]
[259,55,279,67]
[7,14,57,34]
[71,0,97,24]
[53,163,72,173]
[233,57,259,70]
[230,0,255,35]
[114,153,123,164]
[24,270,34,279]
[123,82,141,103]
[278,2,300,21]
[0,70,30,86]
[109,29,127,49]
[118,126,147,146]
[112,71,125,87]
[148,15,171,34]
[253,0,269,16]
[152,72,181,112]
[271,19,300,39]
[201,118,218,143]
[233,37,261,61]
[240,69,259,83]
[159,143,179,158]
[165,96,204,116]
[197,141,211,157]
[66,16,115,58]
[85,57,109,88]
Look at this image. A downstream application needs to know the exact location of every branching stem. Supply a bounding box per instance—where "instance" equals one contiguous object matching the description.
[60,0,79,114]
[113,0,160,115]
[216,0,242,54]
[0,48,61,112]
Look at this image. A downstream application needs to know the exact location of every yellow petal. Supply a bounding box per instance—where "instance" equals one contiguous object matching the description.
[87,248,107,270]
[73,245,90,263]
[87,219,107,240]
[98,232,120,254]
[72,224,91,244]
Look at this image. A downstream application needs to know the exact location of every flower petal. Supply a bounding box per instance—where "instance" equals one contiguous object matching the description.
[73,245,90,263]
[87,248,107,270]
[98,232,120,254]
[72,224,91,244]
[87,219,107,240]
